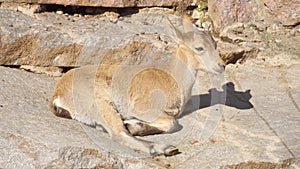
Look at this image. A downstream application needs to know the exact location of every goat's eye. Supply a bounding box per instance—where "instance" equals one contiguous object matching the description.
[195,47,204,51]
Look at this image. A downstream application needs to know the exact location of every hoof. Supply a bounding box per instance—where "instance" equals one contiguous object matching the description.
[164,145,179,156]
[150,145,179,156]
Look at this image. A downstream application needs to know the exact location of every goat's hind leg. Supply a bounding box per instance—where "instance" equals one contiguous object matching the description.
[124,113,181,136]
[124,117,165,136]
[97,100,179,156]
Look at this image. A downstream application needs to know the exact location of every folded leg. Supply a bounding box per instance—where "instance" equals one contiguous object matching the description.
[96,100,179,156]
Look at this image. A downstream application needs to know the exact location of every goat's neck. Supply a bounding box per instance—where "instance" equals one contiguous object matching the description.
[174,45,200,77]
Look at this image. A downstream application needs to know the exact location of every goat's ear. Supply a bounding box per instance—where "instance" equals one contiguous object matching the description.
[182,16,194,34]
[202,30,218,49]
[164,17,183,43]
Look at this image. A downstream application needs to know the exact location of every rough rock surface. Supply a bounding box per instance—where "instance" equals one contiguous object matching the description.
[0,0,191,7]
[1,8,300,68]
[1,7,300,169]
[1,61,300,168]
[217,21,300,64]
[263,0,300,26]
[208,0,258,33]
[0,66,164,168]
[208,0,300,32]
[0,9,183,67]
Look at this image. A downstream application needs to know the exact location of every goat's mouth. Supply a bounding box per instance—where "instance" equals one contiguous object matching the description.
[211,63,226,74]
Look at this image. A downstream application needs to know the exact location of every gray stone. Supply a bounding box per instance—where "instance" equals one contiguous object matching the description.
[263,0,300,26]
[1,7,300,169]
[1,8,298,71]
[208,0,258,33]
[1,62,300,168]
[217,20,300,66]
[0,66,164,168]
[208,0,300,33]
[217,41,259,64]
[0,0,190,7]
[0,9,179,67]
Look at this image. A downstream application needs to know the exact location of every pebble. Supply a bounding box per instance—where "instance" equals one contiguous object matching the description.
[275,39,281,43]
[289,27,300,36]
[56,10,63,15]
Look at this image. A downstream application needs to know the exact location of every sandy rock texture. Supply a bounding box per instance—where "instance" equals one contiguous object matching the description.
[1,60,300,168]
[0,2,300,168]
[0,0,194,7]
[262,0,300,26]
[0,8,183,68]
[208,0,300,33]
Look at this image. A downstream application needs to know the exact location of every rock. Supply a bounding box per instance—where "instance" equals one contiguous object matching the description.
[102,11,120,23]
[0,9,82,67]
[216,20,300,66]
[1,7,299,71]
[219,23,259,43]
[217,41,259,64]
[262,0,300,26]
[216,22,262,64]
[0,66,165,168]
[1,62,300,168]
[56,10,63,15]
[208,0,258,33]
[225,158,300,169]
[208,0,300,32]
[1,3,300,169]
[0,0,191,7]
[0,2,42,16]
[0,9,177,67]
[1,8,300,167]
[20,65,63,76]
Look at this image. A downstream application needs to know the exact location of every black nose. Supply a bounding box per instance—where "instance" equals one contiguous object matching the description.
[218,63,225,70]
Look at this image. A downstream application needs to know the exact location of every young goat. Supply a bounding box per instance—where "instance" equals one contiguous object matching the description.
[49,17,225,156]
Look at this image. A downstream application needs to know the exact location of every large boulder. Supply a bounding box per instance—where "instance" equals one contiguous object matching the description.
[0,9,179,67]
[0,0,191,7]
[1,7,300,169]
[208,0,300,33]
[1,63,300,168]
[262,0,300,26]
[208,0,259,33]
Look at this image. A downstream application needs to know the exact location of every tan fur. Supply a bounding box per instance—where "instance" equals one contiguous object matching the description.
[128,68,181,115]
[49,17,225,156]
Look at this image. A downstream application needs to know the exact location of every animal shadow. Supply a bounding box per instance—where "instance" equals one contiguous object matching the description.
[180,82,253,118]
